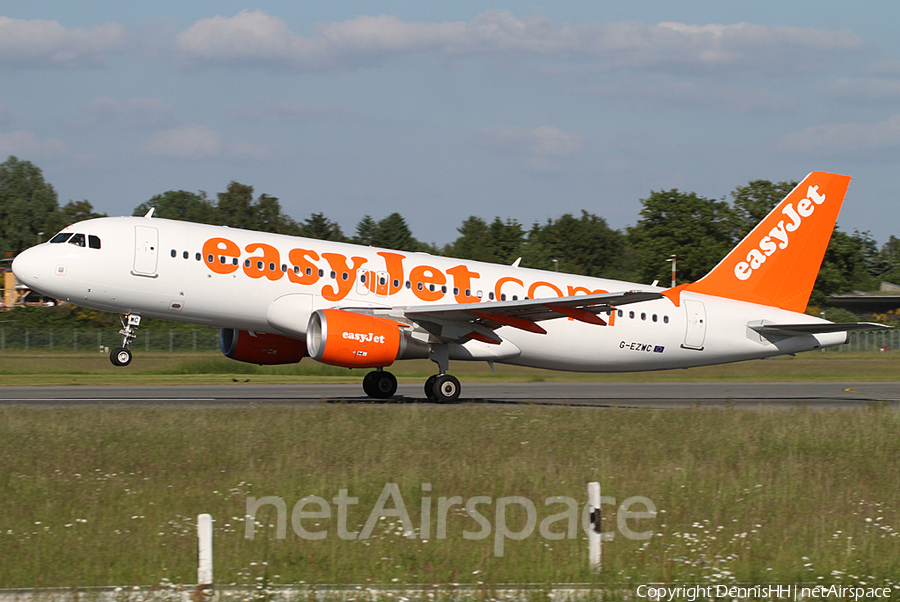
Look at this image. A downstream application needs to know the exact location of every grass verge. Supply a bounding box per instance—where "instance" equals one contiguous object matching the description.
[1,351,900,386]
[1,404,898,589]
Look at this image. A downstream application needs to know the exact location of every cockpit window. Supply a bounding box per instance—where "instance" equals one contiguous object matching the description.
[68,233,86,247]
[88,235,101,249]
[50,233,72,243]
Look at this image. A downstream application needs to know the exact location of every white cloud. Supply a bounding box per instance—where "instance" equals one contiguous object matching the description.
[229,102,351,123]
[0,17,128,68]
[827,78,900,104]
[0,130,68,159]
[140,125,281,161]
[776,114,900,157]
[476,125,585,173]
[141,125,223,158]
[586,79,793,113]
[477,125,585,157]
[172,10,865,74]
[82,97,177,129]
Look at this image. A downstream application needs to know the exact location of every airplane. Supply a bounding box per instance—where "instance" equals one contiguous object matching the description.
[11,171,886,402]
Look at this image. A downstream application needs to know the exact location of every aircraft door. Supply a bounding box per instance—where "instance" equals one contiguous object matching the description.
[133,226,159,277]
[356,269,371,295]
[682,299,706,350]
[375,271,389,296]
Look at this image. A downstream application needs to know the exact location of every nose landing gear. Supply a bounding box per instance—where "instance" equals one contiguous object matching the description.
[110,313,141,367]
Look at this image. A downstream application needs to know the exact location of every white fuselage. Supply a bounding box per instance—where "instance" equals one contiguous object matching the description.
[12,216,845,372]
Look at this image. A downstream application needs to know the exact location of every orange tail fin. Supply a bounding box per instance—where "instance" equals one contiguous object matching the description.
[680,171,851,313]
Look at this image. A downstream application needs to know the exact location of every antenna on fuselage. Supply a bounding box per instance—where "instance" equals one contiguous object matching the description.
[144,208,155,218]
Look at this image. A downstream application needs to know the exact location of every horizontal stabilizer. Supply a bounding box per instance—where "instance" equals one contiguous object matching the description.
[749,322,890,337]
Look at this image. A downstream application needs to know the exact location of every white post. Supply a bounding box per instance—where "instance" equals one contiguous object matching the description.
[588,482,601,572]
[198,513,213,586]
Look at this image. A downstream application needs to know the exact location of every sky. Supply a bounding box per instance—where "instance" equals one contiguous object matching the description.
[2,1,899,247]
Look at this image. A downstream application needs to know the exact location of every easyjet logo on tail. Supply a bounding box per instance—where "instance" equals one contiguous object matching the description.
[734,185,827,282]
[683,171,850,313]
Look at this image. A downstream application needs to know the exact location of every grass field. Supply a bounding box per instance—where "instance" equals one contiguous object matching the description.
[1,403,899,591]
[1,349,900,386]
[1,352,900,595]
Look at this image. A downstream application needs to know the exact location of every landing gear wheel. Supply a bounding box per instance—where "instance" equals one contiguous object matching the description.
[110,347,132,367]
[430,374,461,403]
[424,375,438,401]
[363,370,397,399]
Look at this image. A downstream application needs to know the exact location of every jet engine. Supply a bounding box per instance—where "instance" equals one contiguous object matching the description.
[220,329,307,365]
[306,309,429,369]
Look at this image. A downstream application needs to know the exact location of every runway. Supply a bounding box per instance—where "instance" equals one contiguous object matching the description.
[1,381,900,409]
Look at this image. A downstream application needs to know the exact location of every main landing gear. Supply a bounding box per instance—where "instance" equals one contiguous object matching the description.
[110,313,141,367]
[361,345,462,403]
[424,344,460,402]
[362,369,398,399]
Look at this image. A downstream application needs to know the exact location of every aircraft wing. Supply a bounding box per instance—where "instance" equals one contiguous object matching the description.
[749,322,890,337]
[364,290,663,344]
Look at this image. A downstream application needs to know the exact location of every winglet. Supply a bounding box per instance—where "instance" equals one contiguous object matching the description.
[678,172,851,313]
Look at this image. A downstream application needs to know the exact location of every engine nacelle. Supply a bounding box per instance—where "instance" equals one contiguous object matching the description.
[306,309,429,369]
[220,329,307,365]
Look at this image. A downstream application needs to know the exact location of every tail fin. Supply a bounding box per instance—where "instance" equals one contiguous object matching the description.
[680,171,851,313]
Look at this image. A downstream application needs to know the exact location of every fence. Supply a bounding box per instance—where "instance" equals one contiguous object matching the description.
[834,328,900,352]
[0,326,895,353]
[0,327,220,352]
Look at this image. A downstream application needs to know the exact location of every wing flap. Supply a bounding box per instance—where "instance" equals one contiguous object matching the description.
[404,290,662,326]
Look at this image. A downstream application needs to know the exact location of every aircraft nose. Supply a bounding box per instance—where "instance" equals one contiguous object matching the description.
[11,246,45,286]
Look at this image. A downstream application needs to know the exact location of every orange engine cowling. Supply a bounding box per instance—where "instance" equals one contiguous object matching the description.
[306,309,428,369]
[220,329,307,365]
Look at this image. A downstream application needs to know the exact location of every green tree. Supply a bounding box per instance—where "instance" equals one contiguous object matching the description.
[0,156,60,256]
[252,194,299,235]
[133,190,213,223]
[353,215,378,246]
[810,229,879,306]
[215,181,255,229]
[372,212,420,252]
[447,216,493,262]
[729,179,797,239]
[446,216,525,264]
[524,211,625,278]
[628,189,734,284]
[43,200,108,234]
[59,200,107,222]
[298,212,345,242]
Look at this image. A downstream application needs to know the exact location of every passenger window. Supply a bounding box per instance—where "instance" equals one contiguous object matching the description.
[183,251,188,259]
[88,235,101,249]
[50,233,72,243]
[68,233,86,247]
[170,249,177,258]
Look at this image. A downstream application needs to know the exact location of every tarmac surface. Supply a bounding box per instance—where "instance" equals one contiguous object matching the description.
[2,381,900,409]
